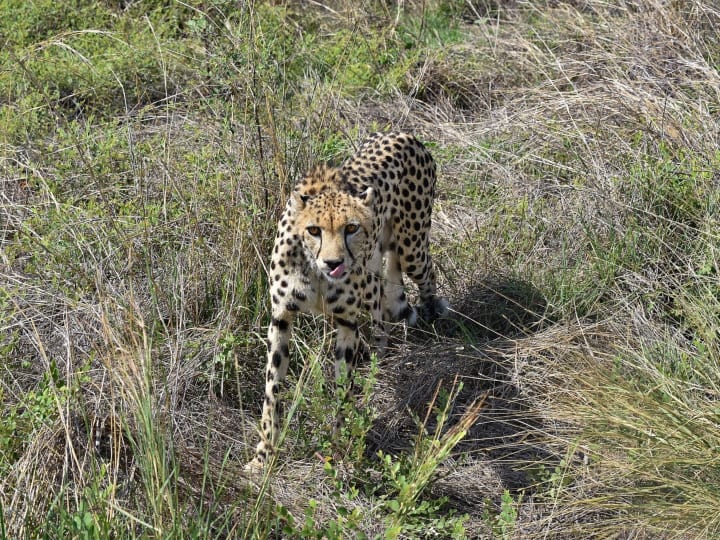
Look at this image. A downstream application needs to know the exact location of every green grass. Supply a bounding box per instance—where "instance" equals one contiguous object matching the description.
[2,0,720,537]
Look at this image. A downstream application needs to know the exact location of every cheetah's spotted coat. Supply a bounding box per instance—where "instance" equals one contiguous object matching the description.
[250,132,448,468]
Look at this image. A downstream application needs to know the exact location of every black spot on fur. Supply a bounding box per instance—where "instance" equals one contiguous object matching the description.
[292,289,307,301]
[335,318,358,330]
[272,318,289,331]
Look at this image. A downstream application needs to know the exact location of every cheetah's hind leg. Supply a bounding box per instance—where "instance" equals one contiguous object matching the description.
[420,295,450,322]
[412,255,449,322]
[382,249,418,326]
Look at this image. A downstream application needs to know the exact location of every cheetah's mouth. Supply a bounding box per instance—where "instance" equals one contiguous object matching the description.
[328,263,346,279]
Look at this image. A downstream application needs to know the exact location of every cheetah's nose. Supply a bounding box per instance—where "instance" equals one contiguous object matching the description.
[325,260,344,271]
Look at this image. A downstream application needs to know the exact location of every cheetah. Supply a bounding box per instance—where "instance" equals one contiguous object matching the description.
[248,132,448,469]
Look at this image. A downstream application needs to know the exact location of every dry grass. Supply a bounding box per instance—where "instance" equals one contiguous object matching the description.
[2,0,720,538]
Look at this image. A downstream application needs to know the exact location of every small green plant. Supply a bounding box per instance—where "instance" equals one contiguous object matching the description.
[330,354,380,463]
[0,359,72,476]
[207,331,249,397]
[378,381,482,539]
[45,493,113,540]
[482,489,521,540]
[276,497,366,540]
[532,458,573,500]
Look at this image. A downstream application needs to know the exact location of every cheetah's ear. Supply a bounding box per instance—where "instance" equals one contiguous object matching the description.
[290,191,310,210]
[358,187,374,206]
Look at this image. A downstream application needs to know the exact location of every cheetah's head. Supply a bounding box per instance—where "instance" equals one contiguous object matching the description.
[291,186,374,281]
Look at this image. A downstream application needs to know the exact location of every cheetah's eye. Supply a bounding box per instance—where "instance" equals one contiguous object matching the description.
[345,223,360,235]
[306,226,321,237]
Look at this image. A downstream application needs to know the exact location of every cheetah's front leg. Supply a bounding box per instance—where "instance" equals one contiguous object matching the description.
[247,313,294,470]
[333,316,364,381]
[332,315,366,435]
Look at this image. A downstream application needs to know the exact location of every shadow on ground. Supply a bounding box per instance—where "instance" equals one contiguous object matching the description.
[437,277,549,342]
[366,277,555,506]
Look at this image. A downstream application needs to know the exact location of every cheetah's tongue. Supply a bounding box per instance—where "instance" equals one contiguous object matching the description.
[329,263,346,278]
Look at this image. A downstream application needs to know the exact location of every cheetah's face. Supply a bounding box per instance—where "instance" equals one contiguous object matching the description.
[292,189,374,281]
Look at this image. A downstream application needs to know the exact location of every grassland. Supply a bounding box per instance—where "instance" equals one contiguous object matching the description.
[1,0,719,538]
